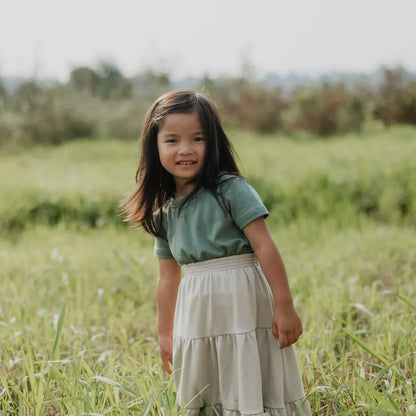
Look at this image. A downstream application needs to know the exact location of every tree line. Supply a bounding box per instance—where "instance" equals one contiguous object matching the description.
[0,63,415,147]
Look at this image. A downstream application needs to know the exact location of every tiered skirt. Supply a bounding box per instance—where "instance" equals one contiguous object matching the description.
[172,254,311,416]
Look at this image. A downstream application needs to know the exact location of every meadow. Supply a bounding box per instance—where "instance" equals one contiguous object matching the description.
[0,125,415,415]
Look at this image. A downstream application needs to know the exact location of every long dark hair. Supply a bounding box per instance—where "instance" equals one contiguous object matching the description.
[120,90,241,237]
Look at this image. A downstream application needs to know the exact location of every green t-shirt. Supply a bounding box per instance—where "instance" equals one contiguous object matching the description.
[154,174,269,265]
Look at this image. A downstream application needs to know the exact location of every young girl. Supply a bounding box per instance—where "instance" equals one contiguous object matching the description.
[122,91,311,416]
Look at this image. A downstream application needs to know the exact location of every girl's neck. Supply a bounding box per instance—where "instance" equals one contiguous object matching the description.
[174,182,197,199]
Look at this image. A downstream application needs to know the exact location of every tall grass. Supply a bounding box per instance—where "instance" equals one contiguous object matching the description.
[1,126,415,232]
[1,126,415,415]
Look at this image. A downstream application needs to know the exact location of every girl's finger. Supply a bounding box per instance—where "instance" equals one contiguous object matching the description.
[272,324,279,339]
[289,336,298,345]
[162,355,172,374]
[279,333,289,349]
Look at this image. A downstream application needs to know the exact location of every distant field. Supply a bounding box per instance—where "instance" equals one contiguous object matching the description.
[1,126,415,415]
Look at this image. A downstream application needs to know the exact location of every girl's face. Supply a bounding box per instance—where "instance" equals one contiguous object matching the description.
[157,111,206,197]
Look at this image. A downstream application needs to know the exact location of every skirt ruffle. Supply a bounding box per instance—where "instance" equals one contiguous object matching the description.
[172,254,311,416]
[184,401,311,416]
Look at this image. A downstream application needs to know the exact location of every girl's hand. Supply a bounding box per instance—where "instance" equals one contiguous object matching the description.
[272,300,303,349]
[159,334,173,374]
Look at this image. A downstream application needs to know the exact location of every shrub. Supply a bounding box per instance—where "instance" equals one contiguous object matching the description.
[373,67,416,126]
[199,78,287,133]
[20,91,94,144]
[285,83,366,136]
[97,100,147,140]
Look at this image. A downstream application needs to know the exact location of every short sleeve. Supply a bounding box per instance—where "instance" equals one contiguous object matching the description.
[222,177,269,230]
[153,209,174,259]
[154,236,174,259]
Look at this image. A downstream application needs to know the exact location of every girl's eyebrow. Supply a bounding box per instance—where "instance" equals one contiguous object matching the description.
[161,133,178,138]
[161,131,204,137]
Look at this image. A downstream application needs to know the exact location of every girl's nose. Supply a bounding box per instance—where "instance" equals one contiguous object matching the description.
[178,142,193,154]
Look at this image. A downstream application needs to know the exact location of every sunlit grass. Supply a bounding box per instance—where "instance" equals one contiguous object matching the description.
[0,226,180,415]
[1,222,415,414]
[1,127,415,414]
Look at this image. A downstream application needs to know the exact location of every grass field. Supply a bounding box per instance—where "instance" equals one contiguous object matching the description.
[0,126,415,415]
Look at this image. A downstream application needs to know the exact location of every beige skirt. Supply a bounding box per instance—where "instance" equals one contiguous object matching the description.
[172,253,311,416]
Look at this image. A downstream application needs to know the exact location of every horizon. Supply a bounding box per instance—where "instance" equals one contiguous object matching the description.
[2,64,415,86]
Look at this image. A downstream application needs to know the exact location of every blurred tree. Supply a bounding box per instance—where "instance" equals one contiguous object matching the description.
[96,61,132,100]
[69,66,100,96]
[287,83,366,136]
[3,79,94,145]
[0,78,7,111]
[3,63,415,147]
[400,82,416,124]
[11,80,43,112]
[373,67,416,126]
[198,76,287,133]
[238,84,287,133]
[20,89,93,144]
[70,62,132,100]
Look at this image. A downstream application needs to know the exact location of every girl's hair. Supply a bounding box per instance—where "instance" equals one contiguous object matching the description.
[120,90,241,237]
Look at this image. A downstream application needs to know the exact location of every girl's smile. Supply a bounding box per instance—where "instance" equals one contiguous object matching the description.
[157,111,205,197]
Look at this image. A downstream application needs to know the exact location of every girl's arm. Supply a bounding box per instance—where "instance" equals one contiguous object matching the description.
[156,258,181,373]
[243,217,303,349]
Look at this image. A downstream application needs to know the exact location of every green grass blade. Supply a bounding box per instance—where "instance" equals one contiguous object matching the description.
[343,329,406,382]
[383,291,416,310]
[50,303,67,361]
[342,328,389,365]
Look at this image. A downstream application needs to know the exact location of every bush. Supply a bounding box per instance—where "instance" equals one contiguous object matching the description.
[2,66,415,147]
[0,83,148,145]
[96,100,147,140]
[20,92,94,144]
[0,82,94,146]
[69,62,133,100]
[237,85,287,133]
[285,83,366,136]
[0,191,124,233]
[250,164,415,227]
[373,67,416,126]
[199,78,287,133]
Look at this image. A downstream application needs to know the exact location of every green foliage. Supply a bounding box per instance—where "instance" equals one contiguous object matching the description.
[2,65,415,146]
[0,66,169,147]
[199,77,287,133]
[19,91,94,145]
[10,79,43,112]
[0,82,94,147]
[0,130,416,414]
[69,61,133,100]
[374,67,416,126]
[69,66,100,95]
[250,165,415,227]
[1,127,415,233]
[0,78,7,111]
[284,83,366,136]
[199,76,369,136]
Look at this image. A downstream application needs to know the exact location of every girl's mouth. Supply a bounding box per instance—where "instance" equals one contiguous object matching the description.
[177,161,196,165]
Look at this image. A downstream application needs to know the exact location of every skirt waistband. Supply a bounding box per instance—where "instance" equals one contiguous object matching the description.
[183,253,259,274]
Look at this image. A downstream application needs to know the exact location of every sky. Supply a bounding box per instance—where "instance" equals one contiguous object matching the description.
[1,0,416,81]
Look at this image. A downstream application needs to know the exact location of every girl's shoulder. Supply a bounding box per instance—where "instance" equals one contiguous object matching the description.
[216,171,259,203]
[215,171,269,228]
[216,171,245,188]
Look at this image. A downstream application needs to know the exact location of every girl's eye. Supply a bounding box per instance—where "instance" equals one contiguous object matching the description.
[194,136,205,142]
[166,139,177,143]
